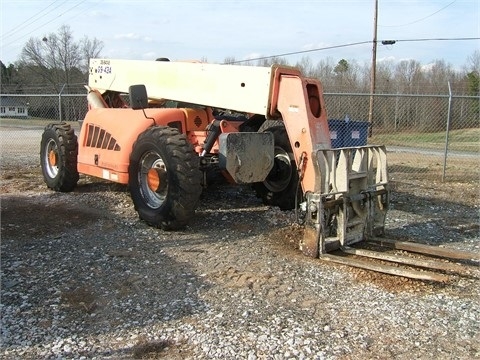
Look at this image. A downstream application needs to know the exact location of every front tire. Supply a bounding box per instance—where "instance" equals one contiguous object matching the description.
[40,122,79,192]
[253,125,301,210]
[128,126,202,230]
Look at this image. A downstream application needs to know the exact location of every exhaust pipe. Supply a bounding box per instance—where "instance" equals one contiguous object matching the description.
[85,85,107,109]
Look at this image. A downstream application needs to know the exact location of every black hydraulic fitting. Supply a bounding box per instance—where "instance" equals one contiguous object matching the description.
[201,120,222,157]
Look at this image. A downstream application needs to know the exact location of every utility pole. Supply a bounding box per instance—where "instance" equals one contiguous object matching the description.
[368,0,378,136]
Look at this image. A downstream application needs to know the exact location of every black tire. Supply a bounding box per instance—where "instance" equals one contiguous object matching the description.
[40,122,79,192]
[253,125,301,210]
[128,126,202,230]
[257,119,284,132]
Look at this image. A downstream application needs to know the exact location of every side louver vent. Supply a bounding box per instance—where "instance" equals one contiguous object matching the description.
[85,124,121,151]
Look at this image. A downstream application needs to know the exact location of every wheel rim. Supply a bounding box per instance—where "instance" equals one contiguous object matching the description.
[44,139,59,179]
[138,150,168,209]
[264,147,293,192]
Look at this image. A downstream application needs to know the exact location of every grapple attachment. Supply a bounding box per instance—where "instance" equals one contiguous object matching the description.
[301,145,389,257]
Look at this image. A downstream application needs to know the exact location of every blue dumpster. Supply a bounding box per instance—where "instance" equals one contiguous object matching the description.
[327,119,346,148]
[328,119,369,148]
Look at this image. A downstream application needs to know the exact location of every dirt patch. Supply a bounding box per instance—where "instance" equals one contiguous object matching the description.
[131,337,194,359]
[61,286,98,314]
[1,194,105,242]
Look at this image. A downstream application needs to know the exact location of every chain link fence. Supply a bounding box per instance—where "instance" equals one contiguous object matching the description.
[1,92,479,184]
[325,93,479,183]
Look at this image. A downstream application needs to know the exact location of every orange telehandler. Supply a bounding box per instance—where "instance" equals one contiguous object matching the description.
[40,58,478,281]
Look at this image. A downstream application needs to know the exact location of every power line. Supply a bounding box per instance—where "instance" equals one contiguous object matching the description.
[2,0,68,38]
[401,37,479,42]
[228,41,372,64]
[228,37,480,64]
[379,0,458,28]
[2,0,89,50]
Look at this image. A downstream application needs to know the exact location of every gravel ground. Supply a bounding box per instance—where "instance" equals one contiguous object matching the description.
[1,125,479,359]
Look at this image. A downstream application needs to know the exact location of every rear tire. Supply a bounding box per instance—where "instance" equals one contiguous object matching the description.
[253,125,301,210]
[40,123,79,192]
[128,126,202,230]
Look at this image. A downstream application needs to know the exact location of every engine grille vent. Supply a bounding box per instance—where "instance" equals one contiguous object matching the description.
[85,124,121,151]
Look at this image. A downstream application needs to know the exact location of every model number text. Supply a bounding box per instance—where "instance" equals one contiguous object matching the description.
[96,66,112,74]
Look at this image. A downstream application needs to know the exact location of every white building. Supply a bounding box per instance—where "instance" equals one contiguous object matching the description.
[0,97,29,118]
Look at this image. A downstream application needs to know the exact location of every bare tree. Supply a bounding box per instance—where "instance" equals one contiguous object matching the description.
[463,51,480,121]
[223,56,236,65]
[464,50,479,96]
[332,59,360,92]
[394,60,423,94]
[79,36,104,74]
[256,56,289,67]
[465,50,480,74]
[18,25,103,120]
[424,60,456,93]
[19,25,103,92]
[294,56,314,77]
[312,57,336,88]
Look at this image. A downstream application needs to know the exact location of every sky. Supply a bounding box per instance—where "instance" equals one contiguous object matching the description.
[0,0,479,70]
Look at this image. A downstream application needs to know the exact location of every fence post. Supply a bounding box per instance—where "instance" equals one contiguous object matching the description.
[442,82,452,182]
[58,84,66,122]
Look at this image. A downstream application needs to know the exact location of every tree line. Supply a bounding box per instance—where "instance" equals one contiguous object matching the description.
[1,25,478,131]
[1,25,102,94]
[1,24,479,97]
[226,52,479,97]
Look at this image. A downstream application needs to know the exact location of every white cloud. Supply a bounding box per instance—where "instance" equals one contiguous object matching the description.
[420,63,436,72]
[113,33,153,42]
[114,33,140,40]
[243,53,263,61]
[377,56,396,63]
[89,10,108,18]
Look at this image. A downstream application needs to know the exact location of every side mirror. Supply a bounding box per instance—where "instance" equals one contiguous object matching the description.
[129,84,148,110]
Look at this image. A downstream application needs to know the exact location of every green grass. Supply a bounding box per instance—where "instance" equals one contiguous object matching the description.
[369,128,480,152]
